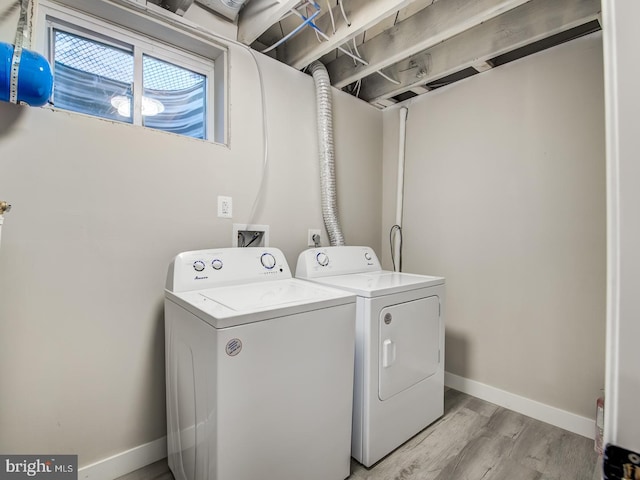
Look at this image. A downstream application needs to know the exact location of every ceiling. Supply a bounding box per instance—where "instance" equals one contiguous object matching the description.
[191,0,602,108]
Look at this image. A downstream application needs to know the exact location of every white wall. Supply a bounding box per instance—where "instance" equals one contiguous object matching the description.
[602,0,640,453]
[381,33,606,421]
[0,4,382,468]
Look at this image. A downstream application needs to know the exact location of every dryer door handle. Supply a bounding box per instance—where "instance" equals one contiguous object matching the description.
[382,339,396,368]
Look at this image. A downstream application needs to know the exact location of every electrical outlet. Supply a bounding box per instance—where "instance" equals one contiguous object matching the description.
[308,229,321,247]
[217,196,232,218]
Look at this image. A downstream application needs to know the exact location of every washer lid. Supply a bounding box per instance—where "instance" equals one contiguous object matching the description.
[309,271,445,298]
[166,278,356,328]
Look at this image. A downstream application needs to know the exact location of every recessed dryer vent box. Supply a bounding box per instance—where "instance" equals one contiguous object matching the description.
[233,224,270,248]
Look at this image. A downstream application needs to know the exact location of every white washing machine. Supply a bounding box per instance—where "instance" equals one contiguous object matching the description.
[296,246,445,467]
[164,247,357,480]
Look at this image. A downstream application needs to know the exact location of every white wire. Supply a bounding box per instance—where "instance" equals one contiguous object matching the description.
[309,4,322,43]
[262,7,320,53]
[161,13,270,225]
[278,8,299,21]
[343,41,357,66]
[338,0,350,26]
[351,34,399,85]
[295,4,399,87]
[350,38,359,66]
[325,0,336,34]
[112,6,270,226]
[352,37,360,57]
[375,70,401,85]
[290,8,368,66]
[246,48,269,225]
[182,18,269,225]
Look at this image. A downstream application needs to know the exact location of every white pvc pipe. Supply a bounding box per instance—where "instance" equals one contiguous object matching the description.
[394,107,409,271]
[0,215,4,249]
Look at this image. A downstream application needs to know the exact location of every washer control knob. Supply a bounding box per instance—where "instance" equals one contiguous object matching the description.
[316,252,329,267]
[384,313,392,325]
[261,253,276,269]
[364,251,372,261]
[211,259,223,270]
[193,260,205,272]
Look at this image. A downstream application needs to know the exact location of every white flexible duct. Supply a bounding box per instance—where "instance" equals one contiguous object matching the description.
[309,61,345,246]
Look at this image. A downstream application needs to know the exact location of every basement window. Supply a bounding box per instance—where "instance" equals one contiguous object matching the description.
[37,1,223,142]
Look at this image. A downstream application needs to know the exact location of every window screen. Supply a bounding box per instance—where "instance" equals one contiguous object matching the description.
[53,30,134,123]
[50,25,212,140]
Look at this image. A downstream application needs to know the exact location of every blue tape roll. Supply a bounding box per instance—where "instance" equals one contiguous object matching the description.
[1,42,53,107]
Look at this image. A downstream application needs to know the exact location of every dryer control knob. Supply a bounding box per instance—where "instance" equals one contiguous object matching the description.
[364,251,372,261]
[261,253,276,269]
[316,252,329,267]
[193,260,205,272]
[211,259,223,270]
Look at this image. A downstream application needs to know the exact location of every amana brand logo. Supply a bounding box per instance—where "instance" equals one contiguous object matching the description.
[194,275,208,280]
[1,456,77,480]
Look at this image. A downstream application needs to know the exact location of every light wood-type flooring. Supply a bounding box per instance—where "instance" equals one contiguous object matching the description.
[117,389,600,480]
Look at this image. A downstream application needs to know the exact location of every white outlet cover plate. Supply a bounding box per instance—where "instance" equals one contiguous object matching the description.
[308,229,321,247]
[218,196,232,218]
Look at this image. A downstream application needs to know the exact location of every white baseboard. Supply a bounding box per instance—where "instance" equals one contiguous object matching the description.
[77,436,166,480]
[445,372,595,439]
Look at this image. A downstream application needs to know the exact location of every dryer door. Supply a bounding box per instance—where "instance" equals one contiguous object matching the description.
[378,295,440,401]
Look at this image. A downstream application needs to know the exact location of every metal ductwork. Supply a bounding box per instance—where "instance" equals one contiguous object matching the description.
[309,60,345,247]
[195,0,250,21]
[156,0,195,15]
[149,0,249,21]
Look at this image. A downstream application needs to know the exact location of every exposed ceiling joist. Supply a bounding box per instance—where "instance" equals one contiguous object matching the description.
[410,86,431,95]
[236,0,602,107]
[326,0,532,89]
[374,98,399,108]
[359,0,601,103]
[277,0,418,70]
[472,61,494,73]
[237,0,301,45]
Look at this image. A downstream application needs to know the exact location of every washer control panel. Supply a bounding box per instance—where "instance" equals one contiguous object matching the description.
[296,246,382,278]
[167,247,291,292]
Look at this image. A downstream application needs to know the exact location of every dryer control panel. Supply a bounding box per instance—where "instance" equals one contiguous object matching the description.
[296,246,382,278]
[166,247,291,292]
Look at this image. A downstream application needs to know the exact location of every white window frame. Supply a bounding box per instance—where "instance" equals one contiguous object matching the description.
[34,0,228,144]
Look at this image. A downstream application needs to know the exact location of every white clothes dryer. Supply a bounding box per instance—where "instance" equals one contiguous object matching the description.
[165,248,356,480]
[296,246,445,467]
